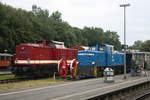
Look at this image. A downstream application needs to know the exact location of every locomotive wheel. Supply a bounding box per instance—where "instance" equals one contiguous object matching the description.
[58,58,68,78]
[70,59,77,78]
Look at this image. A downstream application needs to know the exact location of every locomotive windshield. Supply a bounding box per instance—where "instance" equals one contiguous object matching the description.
[99,45,105,51]
[89,47,96,51]
[110,47,114,53]
[48,42,55,48]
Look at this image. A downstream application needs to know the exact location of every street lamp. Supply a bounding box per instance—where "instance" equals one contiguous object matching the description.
[120,3,130,79]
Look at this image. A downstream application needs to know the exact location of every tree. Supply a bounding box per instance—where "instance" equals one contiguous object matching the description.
[50,11,62,22]
[129,40,150,52]
[129,40,143,50]
[0,3,122,52]
[104,31,121,50]
[140,40,150,52]
[82,27,104,46]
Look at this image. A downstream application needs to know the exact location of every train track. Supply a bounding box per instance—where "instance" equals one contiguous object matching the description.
[0,76,47,84]
[134,91,150,100]
[0,76,59,84]
[0,78,31,84]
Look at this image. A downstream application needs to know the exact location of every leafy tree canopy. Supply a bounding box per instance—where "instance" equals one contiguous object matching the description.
[129,40,150,52]
[0,2,122,53]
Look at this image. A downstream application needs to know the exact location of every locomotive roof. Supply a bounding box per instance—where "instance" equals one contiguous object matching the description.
[38,40,64,45]
[19,40,66,49]
[0,53,13,56]
[50,40,64,45]
[103,44,114,47]
[20,40,64,47]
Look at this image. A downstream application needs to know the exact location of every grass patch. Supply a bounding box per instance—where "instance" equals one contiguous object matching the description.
[0,77,65,91]
[0,75,16,80]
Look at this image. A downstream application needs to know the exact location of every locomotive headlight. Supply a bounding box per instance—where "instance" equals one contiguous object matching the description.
[92,61,95,64]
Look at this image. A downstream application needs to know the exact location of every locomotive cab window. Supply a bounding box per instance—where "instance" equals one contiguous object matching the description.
[48,43,56,48]
[89,47,96,51]
[55,44,65,48]
[99,46,105,51]
[110,47,114,53]
[48,42,65,48]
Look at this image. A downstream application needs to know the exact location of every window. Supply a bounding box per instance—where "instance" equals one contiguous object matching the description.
[6,56,11,61]
[99,46,105,51]
[110,47,114,53]
[48,43,55,48]
[89,47,96,51]
[55,44,65,48]
[1,56,5,61]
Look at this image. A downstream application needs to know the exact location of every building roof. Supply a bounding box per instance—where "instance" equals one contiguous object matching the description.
[0,53,13,56]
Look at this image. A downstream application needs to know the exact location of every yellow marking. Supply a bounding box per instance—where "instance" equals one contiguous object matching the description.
[93,66,97,77]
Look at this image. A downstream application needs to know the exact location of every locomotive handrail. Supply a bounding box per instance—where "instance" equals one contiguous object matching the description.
[69,59,78,78]
[57,58,69,78]
[57,58,63,71]
[70,59,76,71]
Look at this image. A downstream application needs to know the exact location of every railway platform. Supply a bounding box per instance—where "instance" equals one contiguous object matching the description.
[52,73,150,100]
[0,72,150,100]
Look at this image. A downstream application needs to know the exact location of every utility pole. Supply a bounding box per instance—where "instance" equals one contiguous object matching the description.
[120,3,130,79]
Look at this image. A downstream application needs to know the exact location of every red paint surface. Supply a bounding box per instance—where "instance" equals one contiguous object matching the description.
[15,40,78,65]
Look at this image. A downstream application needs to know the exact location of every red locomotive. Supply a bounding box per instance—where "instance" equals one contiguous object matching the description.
[12,40,78,78]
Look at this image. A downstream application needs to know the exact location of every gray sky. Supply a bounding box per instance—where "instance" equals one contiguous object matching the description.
[1,0,150,45]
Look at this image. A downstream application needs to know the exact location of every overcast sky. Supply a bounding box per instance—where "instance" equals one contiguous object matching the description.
[1,0,150,45]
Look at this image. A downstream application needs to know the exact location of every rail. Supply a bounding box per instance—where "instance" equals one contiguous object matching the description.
[134,91,150,100]
[0,78,31,84]
[0,77,49,84]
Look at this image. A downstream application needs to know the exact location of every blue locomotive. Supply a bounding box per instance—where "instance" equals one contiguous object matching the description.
[77,44,124,78]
